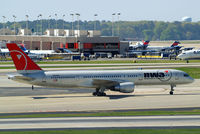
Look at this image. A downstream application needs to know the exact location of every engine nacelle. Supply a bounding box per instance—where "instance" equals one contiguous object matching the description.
[111,82,135,93]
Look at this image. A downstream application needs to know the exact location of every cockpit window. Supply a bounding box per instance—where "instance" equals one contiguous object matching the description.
[184,74,189,77]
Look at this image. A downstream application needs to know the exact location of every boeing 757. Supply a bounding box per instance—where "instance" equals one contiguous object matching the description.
[7,43,194,96]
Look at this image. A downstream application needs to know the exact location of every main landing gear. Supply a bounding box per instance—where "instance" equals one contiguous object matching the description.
[170,85,176,95]
[93,87,106,96]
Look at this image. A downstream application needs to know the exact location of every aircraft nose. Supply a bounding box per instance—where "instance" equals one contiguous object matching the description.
[8,75,14,80]
[177,54,182,59]
[8,75,17,80]
[188,77,194,83]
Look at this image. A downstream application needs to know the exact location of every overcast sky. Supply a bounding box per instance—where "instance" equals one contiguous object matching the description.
[1,0,200,22]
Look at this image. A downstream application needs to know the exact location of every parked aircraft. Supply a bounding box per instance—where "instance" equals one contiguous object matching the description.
[129,41,181,51]
[146,41,182,52]
[57,48,73,53]
[0,44,44,60]
[177,49,200,60]
[0,44,55,55]
[20,44,55,55]
[0,48,9,53]
[7,43,194,96]
[128,41,182,57]
[129,40,150,50]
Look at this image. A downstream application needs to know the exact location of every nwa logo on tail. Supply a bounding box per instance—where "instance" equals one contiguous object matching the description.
[17,54,22,60]
[7,43,42,71]
[144,70,172,81]
[10,50,28,70]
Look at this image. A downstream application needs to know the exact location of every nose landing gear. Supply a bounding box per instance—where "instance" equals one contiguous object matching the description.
[170,85,176,95]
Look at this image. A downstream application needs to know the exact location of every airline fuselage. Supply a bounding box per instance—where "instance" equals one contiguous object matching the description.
[10,69,194,90]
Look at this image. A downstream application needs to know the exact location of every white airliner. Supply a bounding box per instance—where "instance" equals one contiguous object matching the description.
[177,49,200,60]
[129,41,150,50]
[20,44,55,55]
[7,43,194,96]
[0,48,9,53]
[0,44,55,55]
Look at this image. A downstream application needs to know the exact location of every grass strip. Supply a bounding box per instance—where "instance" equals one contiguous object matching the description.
[175,67,200,79]
[0,128,200,134]
[1,109,200,118]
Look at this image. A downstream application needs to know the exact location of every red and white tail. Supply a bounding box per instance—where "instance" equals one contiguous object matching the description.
[7,43,42,73]
[143,40,150,45]
[171,41,180,47]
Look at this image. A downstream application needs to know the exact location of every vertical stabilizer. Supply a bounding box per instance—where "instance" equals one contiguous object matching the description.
[143,40,150,45]
[171,41,180,47]
[7,43,43,73]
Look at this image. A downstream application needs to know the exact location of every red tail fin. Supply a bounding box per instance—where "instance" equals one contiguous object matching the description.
[7,43,42,71]
[171,41,180,47]
[143,40,150,45]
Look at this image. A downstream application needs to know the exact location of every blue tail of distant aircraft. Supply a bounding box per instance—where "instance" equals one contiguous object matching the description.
[57,48,73,53]
[19,44,27,51]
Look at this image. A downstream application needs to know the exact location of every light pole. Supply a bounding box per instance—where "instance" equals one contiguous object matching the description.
[117,13,121,37]
[70,13,74,36]
[112,13,116,36]
[37,15,40,35]
[55,13,58,29]
[13,15,16,35]
[25,15,29,35]
[75,13,80,31]
[55,13,58,36]
[39,14,42,35]
[62,14,65,30]
[94,14,98,31]
[2,16,6,35]
[48,15,51,29]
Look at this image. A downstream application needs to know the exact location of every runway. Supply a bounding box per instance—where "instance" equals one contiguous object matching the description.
[0,75,200,113]
[1,115,200,130]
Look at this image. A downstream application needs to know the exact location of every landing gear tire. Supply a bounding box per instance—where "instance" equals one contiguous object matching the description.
[93,87,106,96]
[92,92,106,96]
[92,92,97,96]
[97,92,106,96]
[170,91,173,95]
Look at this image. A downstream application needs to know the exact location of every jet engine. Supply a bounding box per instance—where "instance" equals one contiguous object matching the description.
[111,82,135,93]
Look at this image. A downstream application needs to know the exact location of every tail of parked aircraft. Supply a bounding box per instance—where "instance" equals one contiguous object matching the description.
[19,44,27,51]
[143,40,150,45]
[171,41,180,47]
[7,43,43,73]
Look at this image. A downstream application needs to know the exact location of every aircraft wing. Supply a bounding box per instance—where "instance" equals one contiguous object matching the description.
[128,50,156,53]
[92,79,128,88]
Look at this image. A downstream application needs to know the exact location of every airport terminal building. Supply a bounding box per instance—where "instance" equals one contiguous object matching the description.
[0,29,129,55]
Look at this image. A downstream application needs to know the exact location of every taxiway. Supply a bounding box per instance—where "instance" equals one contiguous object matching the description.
[0,75,199,113]
[1,115,200,130]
